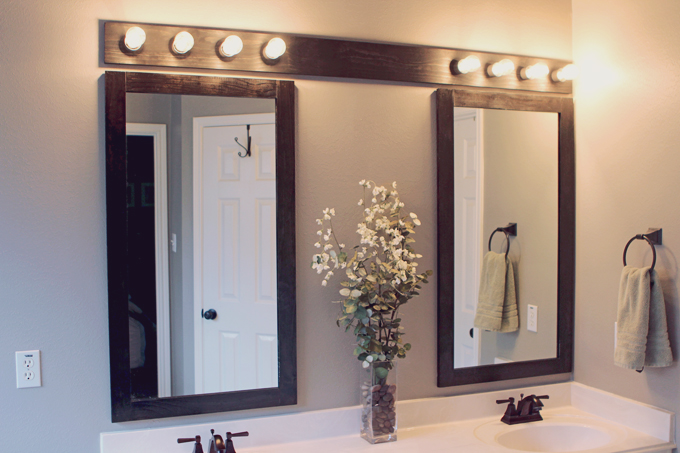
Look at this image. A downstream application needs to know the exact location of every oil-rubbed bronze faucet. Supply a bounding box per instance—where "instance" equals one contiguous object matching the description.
[177,435,204,453]
[208,429,226,453]
[179,430,249,453]
[225,431,249,453]
[496,394,550,425]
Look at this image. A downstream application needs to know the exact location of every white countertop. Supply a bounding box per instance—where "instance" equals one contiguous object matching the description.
[235,407,674,453]
[101,382,676,453]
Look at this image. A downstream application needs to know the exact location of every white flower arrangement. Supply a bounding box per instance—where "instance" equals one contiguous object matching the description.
[312,180,432,372]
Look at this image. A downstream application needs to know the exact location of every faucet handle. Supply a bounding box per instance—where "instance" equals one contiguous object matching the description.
[177,436,204,453]
[224,431,249,453]
[496,397,515,405]
[533,394,549,408]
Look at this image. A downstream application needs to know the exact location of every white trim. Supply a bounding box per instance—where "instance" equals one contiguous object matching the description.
[474,108,484,366]
[126,122,172,398]
[192,113,275,393]
[452,109,483,367]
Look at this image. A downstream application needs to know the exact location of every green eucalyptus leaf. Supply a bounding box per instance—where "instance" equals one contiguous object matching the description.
[374,366,389,379]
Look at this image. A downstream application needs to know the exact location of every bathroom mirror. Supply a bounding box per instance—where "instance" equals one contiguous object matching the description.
[436,89,574,386]
[105,72,296,421]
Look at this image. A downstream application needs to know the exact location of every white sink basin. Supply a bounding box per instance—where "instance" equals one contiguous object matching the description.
[475,414,628,452]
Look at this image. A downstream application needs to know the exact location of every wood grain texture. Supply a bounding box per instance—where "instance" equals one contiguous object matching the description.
[275,80,297,406]
[557,98,575,371]
[105,21,573,94]
[125,72,277,98]
[105,71,133,421]
[106,71,298,421]
[435,89,455,387]
[436,90,575,387]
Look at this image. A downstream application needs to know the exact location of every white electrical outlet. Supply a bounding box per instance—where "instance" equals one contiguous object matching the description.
[527,305,538,332]
[16,350,41,388]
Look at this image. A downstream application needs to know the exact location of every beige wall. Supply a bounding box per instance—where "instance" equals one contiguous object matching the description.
[0,1,572,451]
[572,0,680,443]
[480,109,559,365]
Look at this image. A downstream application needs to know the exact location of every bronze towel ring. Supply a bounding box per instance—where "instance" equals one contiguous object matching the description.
[622,228,662,270]
[488,223,517,258]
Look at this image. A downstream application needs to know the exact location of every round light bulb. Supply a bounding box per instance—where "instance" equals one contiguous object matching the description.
[487,59,515,77]
[219,35,243,58]
[521,63,550,80]
[124,26,146,52]
[552,64,579,82]
[172,31,194,54]
[456,55,481,74]
[264,37,286,60]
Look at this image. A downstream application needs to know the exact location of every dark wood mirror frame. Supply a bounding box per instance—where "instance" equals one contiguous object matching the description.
[105,71,296,422]
[435,88,575,387]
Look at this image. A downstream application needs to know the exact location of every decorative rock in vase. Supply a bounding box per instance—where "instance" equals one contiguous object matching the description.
[360,361,397,444]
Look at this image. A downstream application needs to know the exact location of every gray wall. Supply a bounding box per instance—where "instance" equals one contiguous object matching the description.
[572,0,680,445]
[0,1,575,452]
[480,109,559,364]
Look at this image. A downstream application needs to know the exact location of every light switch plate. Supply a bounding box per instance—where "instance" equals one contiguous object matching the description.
[16,350,42,388]
[527,305,538,332]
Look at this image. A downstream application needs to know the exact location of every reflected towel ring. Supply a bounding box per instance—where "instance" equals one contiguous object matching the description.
[488,223,517,258]
[488,229,510,257]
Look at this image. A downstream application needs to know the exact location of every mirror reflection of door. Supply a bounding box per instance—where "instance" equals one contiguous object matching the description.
[453,107,559,369]
[453,108,482,368]
[125,93,277,399]
[194,114,278,393]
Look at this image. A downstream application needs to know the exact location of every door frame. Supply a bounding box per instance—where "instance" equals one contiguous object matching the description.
[126,122,172,398]
[193,113,276,393]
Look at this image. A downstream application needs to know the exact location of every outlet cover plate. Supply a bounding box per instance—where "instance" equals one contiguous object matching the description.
[16,350,41,388]
[527,305,538,332]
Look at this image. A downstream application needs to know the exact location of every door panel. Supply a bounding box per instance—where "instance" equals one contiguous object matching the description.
[195,115,278,393]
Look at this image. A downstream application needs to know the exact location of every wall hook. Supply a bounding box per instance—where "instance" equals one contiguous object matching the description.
[235,124,251,158]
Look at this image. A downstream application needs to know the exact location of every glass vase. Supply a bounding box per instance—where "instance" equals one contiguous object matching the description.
[360,361,397,444]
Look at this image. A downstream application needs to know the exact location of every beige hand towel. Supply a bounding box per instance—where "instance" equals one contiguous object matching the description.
[614,266,673,370]
[474,251,519,332]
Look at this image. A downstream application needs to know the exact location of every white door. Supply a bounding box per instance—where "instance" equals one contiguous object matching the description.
[453,108,483,368]
[194,113,278,393]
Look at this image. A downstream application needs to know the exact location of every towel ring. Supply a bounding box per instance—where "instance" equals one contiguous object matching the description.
[622,234,658,270]
[488,229,510,257]
[488,223,517,258]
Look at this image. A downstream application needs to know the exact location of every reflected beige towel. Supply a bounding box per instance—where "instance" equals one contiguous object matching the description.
[474,251,518,332]
[615,266,672,370]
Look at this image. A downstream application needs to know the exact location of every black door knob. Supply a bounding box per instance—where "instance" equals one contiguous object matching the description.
[469,328,474,338]
[202,309,217,320]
